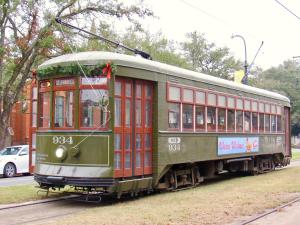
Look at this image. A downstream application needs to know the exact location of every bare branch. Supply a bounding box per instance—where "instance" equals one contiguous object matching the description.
[7,17,21,42]
[56,0,77,18]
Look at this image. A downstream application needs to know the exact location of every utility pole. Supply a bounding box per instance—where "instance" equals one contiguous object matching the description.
[231,34,248,84]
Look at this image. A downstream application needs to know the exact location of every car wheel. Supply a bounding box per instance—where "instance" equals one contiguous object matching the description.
[4,163,16,178]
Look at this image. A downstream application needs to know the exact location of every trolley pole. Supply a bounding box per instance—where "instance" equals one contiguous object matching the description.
[231,34,248,85]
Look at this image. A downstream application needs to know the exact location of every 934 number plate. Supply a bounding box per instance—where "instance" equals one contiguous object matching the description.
[52,136,73,145]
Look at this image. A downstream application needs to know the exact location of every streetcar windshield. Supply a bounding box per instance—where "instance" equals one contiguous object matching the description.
[80,89,109,128]
[37,76,109,130]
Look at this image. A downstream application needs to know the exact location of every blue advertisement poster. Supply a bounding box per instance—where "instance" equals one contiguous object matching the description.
[218,137,259,155]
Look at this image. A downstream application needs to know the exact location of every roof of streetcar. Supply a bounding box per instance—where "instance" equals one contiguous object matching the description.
[39,51,290,103]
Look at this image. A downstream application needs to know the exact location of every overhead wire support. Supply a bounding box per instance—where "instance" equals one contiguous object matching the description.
[248,41,264,72]
[55,17,152,60]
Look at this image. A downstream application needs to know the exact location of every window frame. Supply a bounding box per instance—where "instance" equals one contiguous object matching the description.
[52,78,76,130]
[78,76,110,131]
[182,88,194,104]
[217,94,227,132]
[37,80,51,130]
[251,100,258,133]
[168,102,181,131]
[182,103,194,131]
[166,82,284,135]
[167,84,181,103]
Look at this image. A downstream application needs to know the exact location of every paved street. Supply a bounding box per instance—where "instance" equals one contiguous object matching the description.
[0,175,35,187]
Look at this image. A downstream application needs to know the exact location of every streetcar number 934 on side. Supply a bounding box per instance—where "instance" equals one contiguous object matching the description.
[52,136,73,145]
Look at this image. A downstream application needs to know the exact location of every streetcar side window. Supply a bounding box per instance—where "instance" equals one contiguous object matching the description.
[244,111,251,132]
[207,93,217,132]
[182,88,193,130]
[236,110,243,132]
[236,98,243,132]
[244,100,251,132]
[169,86,181,101]
[277,115,282,132]
[265,114,270,132]
[195,105,205,130]
[217,95,226,131]
[252,101,258,133]
[259,113,264,132]
[207,107,216,131]
[182,104,193,130]
[252,112,258,132]
[168,103,180,129]
[195,91,205,105]
[277,106,283,132]
[195,91,206,131]
[227,109,235,131]
[166,83,284,135]
[38,92,50,128]
[168,85,181,130]
[271,115,276,132]
[38,80,51,129]
[227,97,235,132]
[218,108,226,131]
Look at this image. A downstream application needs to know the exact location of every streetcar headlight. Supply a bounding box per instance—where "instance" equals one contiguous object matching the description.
[55,146,67,160]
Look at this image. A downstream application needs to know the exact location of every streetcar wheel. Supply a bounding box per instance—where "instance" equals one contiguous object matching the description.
[4,163,16,178]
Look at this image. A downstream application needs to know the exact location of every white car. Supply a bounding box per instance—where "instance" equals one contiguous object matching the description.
[0,145,30,178]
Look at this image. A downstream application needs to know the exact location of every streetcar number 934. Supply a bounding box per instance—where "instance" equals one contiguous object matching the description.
[52,136,73,145]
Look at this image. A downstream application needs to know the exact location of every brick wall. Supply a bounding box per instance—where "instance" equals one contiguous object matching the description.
[10,84,31,146]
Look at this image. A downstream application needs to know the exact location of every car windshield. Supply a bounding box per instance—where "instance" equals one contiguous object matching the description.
[0,147,21,156]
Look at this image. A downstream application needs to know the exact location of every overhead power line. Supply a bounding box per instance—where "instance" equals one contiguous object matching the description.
[179,0,226,25]
[274,0,300,20]
[178,0,260,40]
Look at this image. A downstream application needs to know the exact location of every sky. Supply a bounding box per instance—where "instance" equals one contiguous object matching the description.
[142,0,300,70]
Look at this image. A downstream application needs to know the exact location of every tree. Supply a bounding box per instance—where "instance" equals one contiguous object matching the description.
[0,0,153,148]
[121,29,191,69]
[255,60,300,136]
[181,31,242,79]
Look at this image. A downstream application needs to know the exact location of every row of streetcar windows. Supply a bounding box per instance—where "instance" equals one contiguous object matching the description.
[167,84,284,133]
[38,77,109,129]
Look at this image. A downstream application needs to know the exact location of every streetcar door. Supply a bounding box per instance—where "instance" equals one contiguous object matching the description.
[284,107,291,156]
[114,79,133,177]
[114,78,153,178]
[134,81,153,176]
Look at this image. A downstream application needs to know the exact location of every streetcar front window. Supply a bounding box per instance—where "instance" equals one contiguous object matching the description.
[80,89,109,128]
[54,91,74,128]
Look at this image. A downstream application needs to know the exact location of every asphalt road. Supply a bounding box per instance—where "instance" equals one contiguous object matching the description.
[0,175,35,187]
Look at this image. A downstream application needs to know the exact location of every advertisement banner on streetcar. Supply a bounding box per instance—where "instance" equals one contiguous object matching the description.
[218,137,259,155]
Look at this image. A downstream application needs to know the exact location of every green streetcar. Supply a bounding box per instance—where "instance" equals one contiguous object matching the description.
[34,51,291,198]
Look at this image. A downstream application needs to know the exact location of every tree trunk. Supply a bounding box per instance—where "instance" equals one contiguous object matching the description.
[0,112,10,149]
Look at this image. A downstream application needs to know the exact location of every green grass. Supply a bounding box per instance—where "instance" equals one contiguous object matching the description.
[53,167,300,225]
[0,185,67,205]
[0,185,38,204]
[292,149,300,160]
